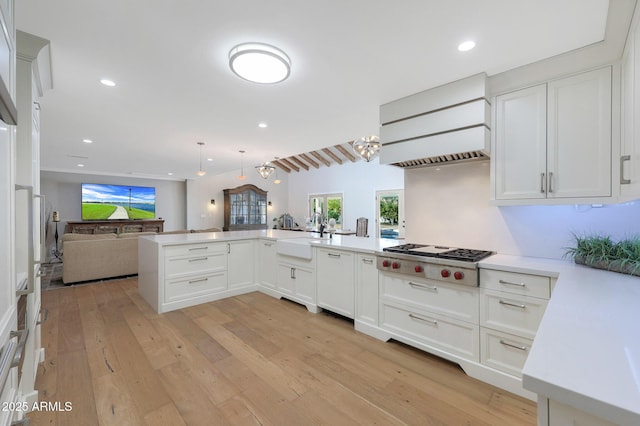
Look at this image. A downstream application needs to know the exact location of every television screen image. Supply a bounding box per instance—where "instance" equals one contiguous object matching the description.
[81,183,156,220]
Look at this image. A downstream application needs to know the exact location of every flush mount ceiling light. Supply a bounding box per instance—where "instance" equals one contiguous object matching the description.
[458,40,476,52]
[255,162,275,179]
[229,43,291,84]
[196,142,206,177]
[352,135,381,162]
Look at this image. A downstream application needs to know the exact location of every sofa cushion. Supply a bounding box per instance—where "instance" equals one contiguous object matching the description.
[62,233,117,242]
[118,232,157,239]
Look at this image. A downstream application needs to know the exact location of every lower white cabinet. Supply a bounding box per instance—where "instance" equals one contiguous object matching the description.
[316,248,355,318]
[257,239,277,289]
[276,254,317,312]
[227,239,254,289]
[379,271,480,362]
[355,253,378,326]
[546,399,616,426]
[479,268,551,377]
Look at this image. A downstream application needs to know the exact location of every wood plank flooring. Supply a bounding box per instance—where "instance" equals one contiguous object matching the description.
[28,278,536,425]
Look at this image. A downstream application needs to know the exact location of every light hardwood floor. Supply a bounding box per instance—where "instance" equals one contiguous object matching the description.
[29,278,536,425]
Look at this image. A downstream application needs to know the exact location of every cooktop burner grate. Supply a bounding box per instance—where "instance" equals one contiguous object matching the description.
[382,244,493,262]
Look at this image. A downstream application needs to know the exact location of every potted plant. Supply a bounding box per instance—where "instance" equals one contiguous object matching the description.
[564,234,640,277]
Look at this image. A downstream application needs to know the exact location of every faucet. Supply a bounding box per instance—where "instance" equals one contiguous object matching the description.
[311,212,326,237]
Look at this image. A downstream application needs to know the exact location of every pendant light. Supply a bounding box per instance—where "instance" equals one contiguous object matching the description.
[273,157,281,184]
[255,162,275,179]
[238,150,246,180]
[352,135,381,162]
[196,142,206,176]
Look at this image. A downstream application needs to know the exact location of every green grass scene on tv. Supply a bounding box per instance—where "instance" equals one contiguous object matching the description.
[81,183,156,220]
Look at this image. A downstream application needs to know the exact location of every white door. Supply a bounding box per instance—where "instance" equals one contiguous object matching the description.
[375,190,404,239]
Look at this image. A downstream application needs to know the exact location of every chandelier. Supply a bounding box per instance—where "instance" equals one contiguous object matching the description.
[255,162,276,179]
[352,135,381,162]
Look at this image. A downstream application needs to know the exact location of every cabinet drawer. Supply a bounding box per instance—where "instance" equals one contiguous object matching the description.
[480,328,532,378]
[164,242,226,258]
[381,274,478,323]
[165,271,227,302]
[480,289,548,339]
[165,252,226,278]
[480,269,550,299]
[381,302,479,361]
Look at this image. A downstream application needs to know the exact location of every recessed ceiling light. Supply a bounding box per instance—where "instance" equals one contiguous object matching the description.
[458,40,476,52]
[77,164,85,167]
[258,122,268,128]
[100,79,116,87]
[82,139,93,143]
[168,172,173,176]
[207,158,213,162]
[229,43,291,84]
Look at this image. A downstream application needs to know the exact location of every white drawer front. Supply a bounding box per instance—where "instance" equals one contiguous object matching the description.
[164,242,226,258]
[480,269,550,299]
[480,328,532,377]
[381,302,479,361]
[165,252,226,278]
[480,289,548,339]
[381,274,478,323]
[165,271,228,302]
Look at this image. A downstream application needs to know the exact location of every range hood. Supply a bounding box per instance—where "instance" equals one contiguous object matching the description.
[379,73,490,168]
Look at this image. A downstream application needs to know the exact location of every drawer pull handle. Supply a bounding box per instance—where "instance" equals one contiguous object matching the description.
[408,313,437,325]
[189,246,209,251]
[362,258,374,264]
[188,278,208,284]
[188,257,208,262]
[498,279,526,287]
[409,282,437,292]
[621,155,631,184]
[328,253,341,258]
[499,300,526,309]
[499,339,527,351]
[264,242,273,247]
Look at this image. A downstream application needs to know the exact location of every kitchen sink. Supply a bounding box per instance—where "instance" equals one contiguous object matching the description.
[276,236,331,259]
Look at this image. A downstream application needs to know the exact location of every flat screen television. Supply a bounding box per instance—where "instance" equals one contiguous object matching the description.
[81,183,156,220]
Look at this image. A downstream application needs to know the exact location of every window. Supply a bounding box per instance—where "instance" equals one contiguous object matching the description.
[376,189,405,239]
[309,193,342,230]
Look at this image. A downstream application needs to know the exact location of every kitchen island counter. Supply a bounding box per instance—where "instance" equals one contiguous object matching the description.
[480,254,640,425]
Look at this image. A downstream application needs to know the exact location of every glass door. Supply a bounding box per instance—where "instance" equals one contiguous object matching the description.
[376,190,404,239]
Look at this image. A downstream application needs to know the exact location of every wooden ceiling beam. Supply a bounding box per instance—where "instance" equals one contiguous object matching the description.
[299,153,319,168]
[272,160,291,173]
[290,156,309,171]
[322,148,343,165]
[335,144,357,162]
[310,151,331,167]
[279,157,300,172]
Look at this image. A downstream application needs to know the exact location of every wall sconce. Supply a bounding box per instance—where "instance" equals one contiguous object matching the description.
[267,201,272,208]
[210,199,215,205]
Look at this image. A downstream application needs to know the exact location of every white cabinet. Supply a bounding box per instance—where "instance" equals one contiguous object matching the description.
[316,248,355,318]
[275,254,318,313]
[379,271,479,362]
[355,253,378,327]
[257,239,277,289]
[227,239,254,289]
[546,399,616,426]
[493,67,612,203]
[621,8,640,201]
[479,268,551,378]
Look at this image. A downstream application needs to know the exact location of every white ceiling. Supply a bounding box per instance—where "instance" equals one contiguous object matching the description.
[16,0,612,180]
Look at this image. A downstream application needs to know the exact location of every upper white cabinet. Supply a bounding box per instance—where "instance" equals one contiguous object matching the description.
[493,67,612,203]
[621,7,640,201]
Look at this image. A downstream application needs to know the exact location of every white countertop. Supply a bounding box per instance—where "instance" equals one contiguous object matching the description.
[481,254,640,425]
[142,229,401,254]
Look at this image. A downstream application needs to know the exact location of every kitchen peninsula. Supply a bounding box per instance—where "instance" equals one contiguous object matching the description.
[138,230,640,425]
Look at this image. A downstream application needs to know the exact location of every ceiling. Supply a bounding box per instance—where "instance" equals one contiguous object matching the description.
[15,0,613,180]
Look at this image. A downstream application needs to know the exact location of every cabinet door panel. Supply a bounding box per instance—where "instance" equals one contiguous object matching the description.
[547,67,612,198]
[494,84,547,200]
[317,249,354,318]
[228,240,254,289]
[356,254,378,325]
[276,264,295,296]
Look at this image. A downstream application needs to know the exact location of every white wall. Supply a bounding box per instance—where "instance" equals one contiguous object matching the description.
[40,171,187,249]
[286,158,404,232]
[405,161,640,259]
[186,168,289,230]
